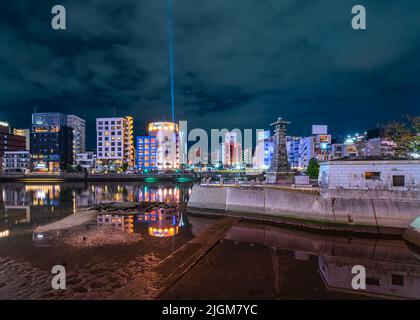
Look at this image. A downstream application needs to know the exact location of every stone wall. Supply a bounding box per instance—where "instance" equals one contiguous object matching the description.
[319,160,420,191]
[188,184,420,234]
[187,185,227,212]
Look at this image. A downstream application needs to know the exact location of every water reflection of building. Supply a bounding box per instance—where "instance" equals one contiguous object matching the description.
[0,184,72,233]
[138,208,179,238]
[225,223,420,300]
[25,185,61,206]
[97,208,182,239]
[0,183,192,236]
[1,182,191,209]
[0,229,10,238]
[83,184,186,205]
[97,214,134,233]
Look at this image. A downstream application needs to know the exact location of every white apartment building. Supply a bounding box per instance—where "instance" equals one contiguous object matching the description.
[319,158,420,191]
[286,136,301,169]
[285,125,332,170]
[96,116,134,170]
[243,148,253,167]
[3,151,30,173]
[67,115,86,158]
[148,122,179,169]
[253,131,274,170]
[75,152,97,170]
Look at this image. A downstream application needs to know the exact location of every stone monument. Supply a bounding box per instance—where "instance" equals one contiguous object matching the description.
[266,117,294,184]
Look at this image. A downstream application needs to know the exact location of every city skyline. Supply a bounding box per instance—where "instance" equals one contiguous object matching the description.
[0,1,419,149]
[0,1,420,304]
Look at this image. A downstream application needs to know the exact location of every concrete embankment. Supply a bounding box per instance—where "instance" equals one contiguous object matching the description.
[187,185,420,235]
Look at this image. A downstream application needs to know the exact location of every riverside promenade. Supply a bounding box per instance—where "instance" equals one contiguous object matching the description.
[0,173,197,183]
[187,183,420,235]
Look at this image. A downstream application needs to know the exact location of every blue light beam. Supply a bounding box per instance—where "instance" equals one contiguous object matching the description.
[167,0,175,123]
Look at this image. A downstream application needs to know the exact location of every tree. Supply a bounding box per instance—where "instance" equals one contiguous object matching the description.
[408,116,420,157]
[64,163,74,173]
[307,157,320,179]
[383,116,419,157]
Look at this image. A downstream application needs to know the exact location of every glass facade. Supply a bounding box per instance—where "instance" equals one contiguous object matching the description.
[32,113,67,126]
[30,113,73,172]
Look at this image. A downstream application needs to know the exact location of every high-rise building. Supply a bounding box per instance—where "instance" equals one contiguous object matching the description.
[0,122,27,173]
[148,122,179,169]
[253,131,274,169]
[0,122,26,158]
[243,148,253,167]
[125,116,135,168]
[96,116,134,170]
[178,120,188,167]
[222,132,242,167]
[13,129,30,151]
[290,125,332,170]
[211,143,224,167]
[188,146,208,165]
[30,112,73,172]
[32,113,67,126]
[67,115,86,159]
[136,136,157,170]
[286,136,301,169]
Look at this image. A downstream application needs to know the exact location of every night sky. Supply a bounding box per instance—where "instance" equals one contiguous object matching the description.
[0,0,419,149]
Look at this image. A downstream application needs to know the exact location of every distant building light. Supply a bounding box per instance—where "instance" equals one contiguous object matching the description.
[0,230,10,238]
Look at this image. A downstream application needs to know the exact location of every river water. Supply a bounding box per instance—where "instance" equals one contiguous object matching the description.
[0,182,419,300]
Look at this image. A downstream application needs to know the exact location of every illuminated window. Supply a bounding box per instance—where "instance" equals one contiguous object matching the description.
[365,172,380,180]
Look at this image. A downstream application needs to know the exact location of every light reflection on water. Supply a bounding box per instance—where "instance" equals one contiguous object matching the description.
[97,208,183,239]
[225,222,420,300]
[0,182,192,235]
[1,182,420,299]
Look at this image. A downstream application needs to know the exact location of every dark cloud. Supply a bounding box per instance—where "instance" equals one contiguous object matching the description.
[0,0,419,148]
